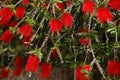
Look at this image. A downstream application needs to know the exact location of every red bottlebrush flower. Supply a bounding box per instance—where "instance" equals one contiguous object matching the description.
[25,54,34,72]
[14,67,23,76]
[22,33,33,45]
[114,63,120,76]
[0,30,14,43]
[40,62,52,79]
[15,6,25,19]
[82,0,95,15]
[108,60,120,76]
[108,0,120,10]
[14,56,24,76]
[75,65,91,80]
[25,54,40,73]
[49,18,62,33]
[15,56,24,67]
[56,2,64,11]
[79,39,85,45]
[51,49,58,60]
[61,13,73,28]
[1,67,10,78]
[75,65,82,80]
[79,38,90,45]
[22,0,29,5]
[108,60,117,76]
[84,38,90,45]
[9,21,17,27]
[0,8,14,27]
[31,55,40,73]
[18,23,33,37]
[66,0,72,6]
[96,7,113,23]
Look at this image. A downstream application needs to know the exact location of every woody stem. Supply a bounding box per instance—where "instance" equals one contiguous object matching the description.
[88,15,106,79]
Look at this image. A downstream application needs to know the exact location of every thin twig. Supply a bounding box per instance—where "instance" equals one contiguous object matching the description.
[46,50,51,62]
[0,48,9,55]
[15,0,22,6]
[39,30,51,51]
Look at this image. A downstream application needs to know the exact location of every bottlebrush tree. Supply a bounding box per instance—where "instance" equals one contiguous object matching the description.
[0,0,120,80]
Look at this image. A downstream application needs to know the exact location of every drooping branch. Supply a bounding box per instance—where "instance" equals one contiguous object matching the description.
[88,14,106,79]
[39,30,50,51]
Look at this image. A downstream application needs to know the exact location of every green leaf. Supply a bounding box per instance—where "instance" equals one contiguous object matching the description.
[106,28,115,33]
[26,16,36,26]
[37,51,43,60]
[28,48,43,60]
[110,31,116,34]
[52,0,62,3]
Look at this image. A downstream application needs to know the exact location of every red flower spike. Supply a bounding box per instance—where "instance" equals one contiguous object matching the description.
[25,54,34,72]
[56,2,64,11]
[66,0,72,6]
[75,66,82,80]
[40,62,52,79]
[49,18,62,33]
[82,0,95,15]
[15,56,24,67]
[108,60,117,76]
[22,33,33,45]
[108,60,120,76]
[31,55,40,73]
[108,0,120,10]
[22,0,29,5]
[19,23,33,37]
[61,13,73,28]
[96,7,113,23]
[1,67,10,78]
[9,21,17,27]
[84,38,90,45]
[80,75,90,80]
[15,6,25,19]
[79,39,85,45]
[25,54,40,73]
[75,65,91,80]
[0,8,14,27]
[79,38,90,45]
[14,67,23,76]
[114,62,120,76]
[51,49,58,60]
[0,30,14,43]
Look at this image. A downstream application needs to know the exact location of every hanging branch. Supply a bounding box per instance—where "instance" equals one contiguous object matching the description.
[30,1,51,42]
[39,30,51,51]
[88,14,106,79]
